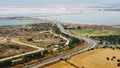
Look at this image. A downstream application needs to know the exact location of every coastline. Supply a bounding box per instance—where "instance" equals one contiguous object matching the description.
[0,17,120,29]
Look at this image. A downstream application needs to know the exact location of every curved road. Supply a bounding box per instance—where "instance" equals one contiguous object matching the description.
[24,22,97,68]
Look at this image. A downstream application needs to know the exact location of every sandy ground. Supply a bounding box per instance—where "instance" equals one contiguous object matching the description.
[45,48,120,68]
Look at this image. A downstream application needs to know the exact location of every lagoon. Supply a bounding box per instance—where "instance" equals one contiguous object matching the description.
[0,20,30,26]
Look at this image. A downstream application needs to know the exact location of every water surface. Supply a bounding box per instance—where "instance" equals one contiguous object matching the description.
[39,12,120,25]
[0,20,30,26]
[0,11,120,25]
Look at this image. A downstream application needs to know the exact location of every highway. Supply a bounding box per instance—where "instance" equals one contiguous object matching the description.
[24,22,97,68]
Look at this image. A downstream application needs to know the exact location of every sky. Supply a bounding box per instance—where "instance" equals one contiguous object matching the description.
[0,0,120,15]
[0,0,120,7]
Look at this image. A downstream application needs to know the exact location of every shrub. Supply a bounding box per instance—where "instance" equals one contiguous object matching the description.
[106,57,109,60]
[117,63,120,67]
[117,59,120,62]
[112,56,116,59]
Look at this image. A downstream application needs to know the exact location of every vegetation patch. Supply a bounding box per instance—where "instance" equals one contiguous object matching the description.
[91,35,120,46]
[69,29,120,36]
[18,31,66,50]
[0,42,35,59]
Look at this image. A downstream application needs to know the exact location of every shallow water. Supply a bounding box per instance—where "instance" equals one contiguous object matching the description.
[0,20,30,26]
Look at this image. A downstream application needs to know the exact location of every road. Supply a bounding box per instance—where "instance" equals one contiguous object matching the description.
[24,22,97,68]
[11,39,44,50]
[50,31,69,46]
[0,30,69,62]
[0,39,44,62]
[56,22,97,49]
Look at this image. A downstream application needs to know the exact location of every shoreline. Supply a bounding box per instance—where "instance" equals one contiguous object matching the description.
[0,11,120,26]
[0,17,120,29]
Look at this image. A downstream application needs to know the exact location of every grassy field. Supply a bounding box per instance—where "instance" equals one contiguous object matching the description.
[45,48,120,68]
[69,29,120,36]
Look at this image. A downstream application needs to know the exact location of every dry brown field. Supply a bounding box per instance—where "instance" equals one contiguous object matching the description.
[45,48,120,68]
[45,61,74,68]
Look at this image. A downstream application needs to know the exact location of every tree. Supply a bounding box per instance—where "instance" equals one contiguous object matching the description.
[59,58,64,60]
[33,52,43,59]
[112,56,116,59]
[106,57,109,60]
[68,37,80,49]
[52,24,61,34]
[15,46,20,50]
[117,59,120,62]
[111,58,113,61]
[43,50,49,55]
[81,67,84,68]
[27,37,33,41]
[117,63,120,67]
[24,54,33,61]
[77,26,81,29]
[0,60,12,67]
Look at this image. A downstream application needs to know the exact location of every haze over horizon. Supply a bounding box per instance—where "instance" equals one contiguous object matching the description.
[0,0,120,25]
[0,0,120,8]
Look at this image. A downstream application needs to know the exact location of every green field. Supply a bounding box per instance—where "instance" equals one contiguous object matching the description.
[69,29,120,36]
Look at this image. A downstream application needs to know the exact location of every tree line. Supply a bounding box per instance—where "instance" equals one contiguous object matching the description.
[91,35,120,45]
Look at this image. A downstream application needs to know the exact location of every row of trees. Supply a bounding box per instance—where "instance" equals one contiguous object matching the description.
[68,37,81,49]
[0,60,12,67]
[0,50,49,68]
[17,50,49,65]
[91,35,120,45]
